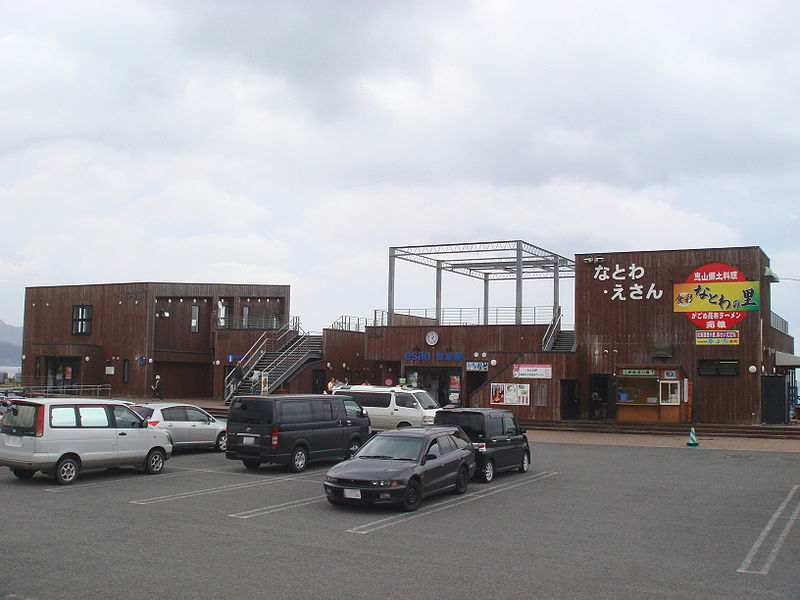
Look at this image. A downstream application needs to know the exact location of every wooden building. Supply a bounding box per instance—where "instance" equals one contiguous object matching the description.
[21,282,290,399]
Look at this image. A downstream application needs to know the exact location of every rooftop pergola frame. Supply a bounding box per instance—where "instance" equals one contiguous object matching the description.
[387,240,576,326]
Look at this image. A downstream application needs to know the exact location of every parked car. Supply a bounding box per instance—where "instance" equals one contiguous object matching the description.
[131,403,227,452]
[225,394,370,472]
[323,426,476,511]
[0,397,172,484]
[332,385,440,431]
[433,407,529,482]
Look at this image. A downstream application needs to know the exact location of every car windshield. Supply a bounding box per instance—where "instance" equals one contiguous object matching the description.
[356,436,422,461]
[414,391,440,409]
[131,406,154,419]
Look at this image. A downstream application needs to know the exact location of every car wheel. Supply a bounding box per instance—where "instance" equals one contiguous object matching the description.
[347,438,361,458]
[243,459,261,470]
[10,467,36,480]
[54,456,80,485]
[453,466,469,495]
[144,449,166,474]
[519,450,530,473]
[288,446,308,473]
[401,480,422,512]
[396,422,412,428]
[479,459,494,483]
[214,432,227,452]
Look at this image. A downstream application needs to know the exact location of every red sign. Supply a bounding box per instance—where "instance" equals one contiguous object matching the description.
[681,263,749,329]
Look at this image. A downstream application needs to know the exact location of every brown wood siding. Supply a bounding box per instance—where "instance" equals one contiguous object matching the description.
[574,246,787,424]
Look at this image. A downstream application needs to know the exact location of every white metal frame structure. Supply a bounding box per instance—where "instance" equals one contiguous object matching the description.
[387,240,575,326]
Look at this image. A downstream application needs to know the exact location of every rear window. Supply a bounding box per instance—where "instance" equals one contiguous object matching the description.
[0,401,40,435]
[434,411,485,438]
[228,398,274,425]
[131,406,155,419]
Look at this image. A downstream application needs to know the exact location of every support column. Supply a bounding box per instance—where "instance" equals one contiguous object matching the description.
[515,241,523,325]
[388,247,396,326]
[435,261,442,325]
[553,256,561,328]
[483,274,490,325]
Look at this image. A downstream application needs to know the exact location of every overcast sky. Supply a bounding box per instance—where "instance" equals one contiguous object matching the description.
[2,1,799,344]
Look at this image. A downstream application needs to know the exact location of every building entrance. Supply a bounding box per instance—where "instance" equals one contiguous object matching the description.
[46,357,82,391]
[405,367,462,407]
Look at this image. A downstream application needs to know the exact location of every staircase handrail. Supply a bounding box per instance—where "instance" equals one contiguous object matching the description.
[259,333,322,394]
[541,307,563,352]
[223,316,303,402]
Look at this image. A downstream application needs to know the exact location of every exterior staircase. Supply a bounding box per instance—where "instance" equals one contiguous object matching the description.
[551,330,576,352]
[224,317,322,403]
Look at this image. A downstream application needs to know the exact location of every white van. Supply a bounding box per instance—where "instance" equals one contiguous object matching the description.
[332,385,441,431]
[0,397,173,484]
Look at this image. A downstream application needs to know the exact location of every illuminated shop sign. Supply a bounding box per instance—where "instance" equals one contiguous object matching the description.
[404,351,464,361]
[466,362,489,371]
[695,330,740,345]
[673,263,759,330]
[512,364,552,379]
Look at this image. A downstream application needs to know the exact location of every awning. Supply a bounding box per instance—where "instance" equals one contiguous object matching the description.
[775,351,800,367]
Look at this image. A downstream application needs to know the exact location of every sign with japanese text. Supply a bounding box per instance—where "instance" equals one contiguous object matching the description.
[490,383,530,405]
[466,361,489,372]
[592,261,664,302]
[512,364,552,379]
[673,263,759,330]
[695,330,740,345]
[620,369,656,376]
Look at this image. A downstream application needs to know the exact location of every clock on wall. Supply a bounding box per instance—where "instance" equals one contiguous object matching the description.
[425,330,439,346]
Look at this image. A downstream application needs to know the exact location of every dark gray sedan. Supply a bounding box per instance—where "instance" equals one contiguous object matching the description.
[323,426,476,511]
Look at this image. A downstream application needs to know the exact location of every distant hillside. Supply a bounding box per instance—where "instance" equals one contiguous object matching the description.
[0,341,21,366]
[0,319,22,346]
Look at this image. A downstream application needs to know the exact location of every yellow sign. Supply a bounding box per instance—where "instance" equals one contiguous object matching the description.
[673,282,759,313]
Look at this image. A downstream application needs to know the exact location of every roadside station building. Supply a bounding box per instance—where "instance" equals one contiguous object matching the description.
[19,241,799,425]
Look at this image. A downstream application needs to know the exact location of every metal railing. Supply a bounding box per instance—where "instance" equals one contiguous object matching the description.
[373,306,558,326]
[330,315,377,332]
[217,315,287,330]
[10,384,112,398]
[542,306,563,351]
[771,311,789,335]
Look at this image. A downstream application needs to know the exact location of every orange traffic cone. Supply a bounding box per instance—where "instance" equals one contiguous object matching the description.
[686,427,699,447]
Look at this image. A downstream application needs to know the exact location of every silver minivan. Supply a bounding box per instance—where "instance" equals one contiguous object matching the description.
[0,397,173,484]
[332,385,441,431]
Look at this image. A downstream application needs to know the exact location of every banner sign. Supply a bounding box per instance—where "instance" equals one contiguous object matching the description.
[695,330,740,345]
[490,383,530,405]
[512,364,552,379]
[466,362,489,372]
[620,369,656,376]
[673,263,759,330]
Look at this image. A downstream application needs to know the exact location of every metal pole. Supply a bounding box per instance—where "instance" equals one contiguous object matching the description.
[435,260,442,326]
[553,256,560,326]
[515,241,523,325]
[388,247,396,326]
[483,274,490,325]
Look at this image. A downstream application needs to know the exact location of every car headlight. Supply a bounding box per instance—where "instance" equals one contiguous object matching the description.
[370,480,401,487]
[325,475,337,484]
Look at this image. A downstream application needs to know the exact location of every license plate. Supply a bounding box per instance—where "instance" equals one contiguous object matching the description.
[343,488,361,499]
[242,436,255,445]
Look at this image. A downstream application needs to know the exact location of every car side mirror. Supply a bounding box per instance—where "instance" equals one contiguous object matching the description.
[360,409,368,418]
[424,453,437,463]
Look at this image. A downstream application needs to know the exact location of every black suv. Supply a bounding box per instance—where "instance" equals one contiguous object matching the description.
[433,408,529,482]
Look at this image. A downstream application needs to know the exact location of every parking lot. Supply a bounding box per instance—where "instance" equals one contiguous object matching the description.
[1,436,798,600]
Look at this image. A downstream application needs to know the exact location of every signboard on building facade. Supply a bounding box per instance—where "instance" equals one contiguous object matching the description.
[466,361,489,372]
[512,364,552,379]
[695,330,740,345]
[673,263,759,331]
[490,383,530,405]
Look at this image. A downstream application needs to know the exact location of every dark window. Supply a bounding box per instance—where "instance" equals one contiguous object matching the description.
[340,391,390,408]
[280,401,313,424]
[229,399,273,425]
[502,415,518,435]
[395,393,418,409]
[437,435,456,454]
[35,357,41,377]
[426,439,441,458]
[72,305,92,335]
[450,433,469,449]
[122,359,129,384]
[191,305,200,333]
[343,400,363,417]
[487,416,504,437]
[162,407,187,421]
[698,359,739,376]
[312,400,335,421]
[185,407,209,422]
[131,406,154,420]
[112,405,142,428]
[434,411,485,438]
[242,306,250,328]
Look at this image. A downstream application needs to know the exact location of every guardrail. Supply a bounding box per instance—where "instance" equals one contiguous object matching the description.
[9,384,112,398]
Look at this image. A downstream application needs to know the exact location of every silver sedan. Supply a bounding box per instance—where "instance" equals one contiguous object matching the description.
[131,403,227,451]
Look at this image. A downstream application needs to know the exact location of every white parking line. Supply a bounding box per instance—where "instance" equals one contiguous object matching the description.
[347,471,558,535]
[738,484,800,575]
[130,472,317,504]
[229,496,328,518]
[45,468,204,492]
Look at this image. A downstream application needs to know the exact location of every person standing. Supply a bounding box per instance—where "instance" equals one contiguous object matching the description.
[327,377,336,394]
[151,374,163,401]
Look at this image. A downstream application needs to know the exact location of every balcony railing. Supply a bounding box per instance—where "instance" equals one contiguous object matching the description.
[216,315,287,330]
[771,311,789,335]
[372,306,560,326]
